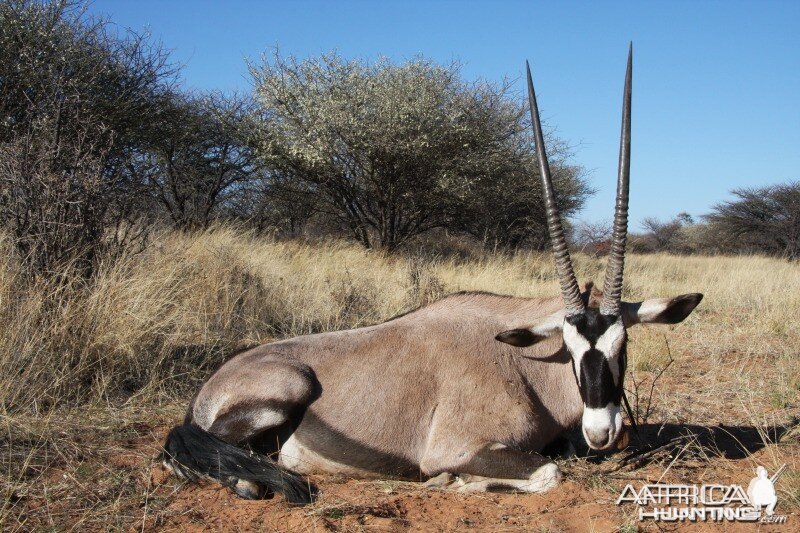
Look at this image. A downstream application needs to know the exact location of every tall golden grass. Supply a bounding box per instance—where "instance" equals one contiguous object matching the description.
[1,226,798,413]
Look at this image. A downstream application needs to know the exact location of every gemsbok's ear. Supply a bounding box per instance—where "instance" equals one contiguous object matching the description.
[622,293,703,327]
[495,309,564,347]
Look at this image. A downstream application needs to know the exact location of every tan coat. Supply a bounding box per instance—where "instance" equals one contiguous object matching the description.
[192,292,584,479]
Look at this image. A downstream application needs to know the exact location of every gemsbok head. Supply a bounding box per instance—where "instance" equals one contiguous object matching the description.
[161,46,704,503]
[496,46,702,450]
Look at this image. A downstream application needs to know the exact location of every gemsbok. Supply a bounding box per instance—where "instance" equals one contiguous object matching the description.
[162,46,703,503]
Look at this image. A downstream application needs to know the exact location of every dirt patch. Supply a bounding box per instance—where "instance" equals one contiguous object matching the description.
[148,447,798,532]
[153,470,625,532]
[8,416,796,532]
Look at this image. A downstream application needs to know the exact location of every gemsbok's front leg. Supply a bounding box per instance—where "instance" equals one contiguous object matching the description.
[455,443,561,493]
[423,443,561,494]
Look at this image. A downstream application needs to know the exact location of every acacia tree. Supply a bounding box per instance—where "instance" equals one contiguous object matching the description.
[453,154,588,250]
[231,170,317,234]
[0,0,175,278]
[135,92,261,230]
[250,52,588,250]
[705,181,800,259]
[573,220,613,255]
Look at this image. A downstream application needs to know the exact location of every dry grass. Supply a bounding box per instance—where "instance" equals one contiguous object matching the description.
[1,226,799,530]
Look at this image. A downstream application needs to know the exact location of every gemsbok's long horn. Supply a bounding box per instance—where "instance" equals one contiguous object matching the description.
[526,61,584,316]
[600,44,633,317]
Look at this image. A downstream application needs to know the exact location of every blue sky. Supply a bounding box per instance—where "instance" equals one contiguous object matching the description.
[89,1,799,228]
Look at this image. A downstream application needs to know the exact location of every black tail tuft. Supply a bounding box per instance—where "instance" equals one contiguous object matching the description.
[162,424,316,504]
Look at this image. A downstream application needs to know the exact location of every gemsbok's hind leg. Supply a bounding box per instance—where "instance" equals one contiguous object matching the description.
[192,355,319,440]
[187,354,320,498]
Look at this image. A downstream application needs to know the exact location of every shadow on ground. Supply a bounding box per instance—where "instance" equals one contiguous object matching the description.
[564,418,799,470]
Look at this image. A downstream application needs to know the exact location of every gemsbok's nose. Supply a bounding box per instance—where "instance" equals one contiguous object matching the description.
[582,403,622,450]
[584,426,612,449]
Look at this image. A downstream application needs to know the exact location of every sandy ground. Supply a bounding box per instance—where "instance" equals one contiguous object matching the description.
[17,415,790,533]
